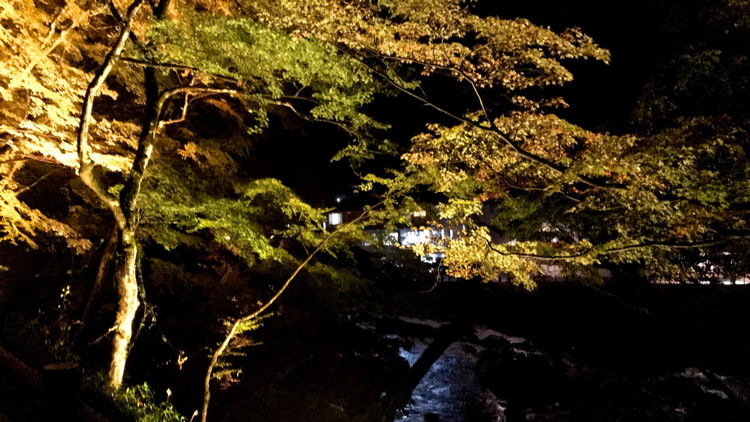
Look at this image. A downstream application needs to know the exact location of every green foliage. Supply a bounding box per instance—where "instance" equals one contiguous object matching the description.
[305,261,374,308]
[145,11,384,133]
[85,373,185,422]
[385,0,750,285]
[141,170,330,267]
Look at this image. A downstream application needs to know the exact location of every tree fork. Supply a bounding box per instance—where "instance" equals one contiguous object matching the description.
[73,0,144,390]
[76,0,144,230]
[104,85,237,390]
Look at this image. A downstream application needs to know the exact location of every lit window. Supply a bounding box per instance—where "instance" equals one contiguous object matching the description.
[413,210,426,218]
[401,229,431,246]
[328,212,342,225]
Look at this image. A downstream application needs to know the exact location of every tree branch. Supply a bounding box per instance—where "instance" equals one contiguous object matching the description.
[119,57,239,83]
[76,0,145,229]
[200,196,391,422]
[73,224,119,344]
[377,54,497,131]
[364,59,627,192]
[119,86,240,226]
[107,0,145,50]
[366,65,570,167]
[0,154,63,166]
[270,100,364,144]
[484,235,750,262]
[14,168,60,195]
[604,236,748,254]
[486,240,592,261]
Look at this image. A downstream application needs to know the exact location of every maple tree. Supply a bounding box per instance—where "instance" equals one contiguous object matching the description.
[2,0,385,391]
[352,0,750,287]
[236,0,749,286]
[1,0,748,407]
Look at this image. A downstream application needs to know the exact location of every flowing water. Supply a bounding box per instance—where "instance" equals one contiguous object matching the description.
[396,340,505,421]
[372,318,515,422]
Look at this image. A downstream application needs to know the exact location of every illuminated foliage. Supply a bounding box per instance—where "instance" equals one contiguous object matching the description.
[207,0,748,286]
[389,0,750,285]
[2,0,748,404]
[0,0,135,248]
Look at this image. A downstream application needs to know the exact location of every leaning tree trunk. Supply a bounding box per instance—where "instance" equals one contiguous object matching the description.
[106,230,140,389]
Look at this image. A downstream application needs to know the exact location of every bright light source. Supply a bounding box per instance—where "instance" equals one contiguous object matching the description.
[328,212,342,225]
[401,229,431,246]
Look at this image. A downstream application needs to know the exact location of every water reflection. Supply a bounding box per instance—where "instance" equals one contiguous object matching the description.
[396,341,505,422]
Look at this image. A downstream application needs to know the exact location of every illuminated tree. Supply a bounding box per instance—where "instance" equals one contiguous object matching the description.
[0,0,126,250]
[2,0,384,390]
[335,0,750,287]
[3,0,747,401]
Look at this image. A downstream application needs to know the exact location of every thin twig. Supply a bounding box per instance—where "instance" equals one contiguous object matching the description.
[13,168,60,195]
[88,325,117,346]
[0,155,61,165]
[486,239,591,261]
[119,57,239,83]
[484,235,750,262]
[73,225,119,344]
[271,101,363,142]
[200,195,392,422]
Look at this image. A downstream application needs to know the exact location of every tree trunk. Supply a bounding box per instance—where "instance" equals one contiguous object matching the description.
[105,230,140,390]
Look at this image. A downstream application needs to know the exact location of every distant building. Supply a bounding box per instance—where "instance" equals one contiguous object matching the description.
[323,210,361,230]
[325,208,460,264]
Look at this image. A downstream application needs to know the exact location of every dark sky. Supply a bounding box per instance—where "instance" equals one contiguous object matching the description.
[481,0,710,129]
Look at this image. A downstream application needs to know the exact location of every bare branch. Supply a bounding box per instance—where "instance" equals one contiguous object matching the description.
[200,195,391,422]
[484,235,750,262]
[14,168,60,195]
[271,101,363,143]
[119,57,240,83]
[378,54,497,131]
